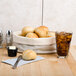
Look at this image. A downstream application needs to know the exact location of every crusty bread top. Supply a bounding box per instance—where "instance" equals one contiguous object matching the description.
[26,33,39,38]
[35,26,49,38]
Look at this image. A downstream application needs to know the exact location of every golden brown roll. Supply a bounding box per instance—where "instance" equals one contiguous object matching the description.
[21,26,34,36]
[22,49,37,60]
[19,33,25,37]
[35,26,49,38]
[26,33,39,38]
[39,26,48,32]
[46,31,55,37]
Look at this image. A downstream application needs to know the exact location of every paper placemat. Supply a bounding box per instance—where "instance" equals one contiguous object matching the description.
[2,56,45,67]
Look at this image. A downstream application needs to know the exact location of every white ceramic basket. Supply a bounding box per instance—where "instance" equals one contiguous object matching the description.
[13,31,56,53]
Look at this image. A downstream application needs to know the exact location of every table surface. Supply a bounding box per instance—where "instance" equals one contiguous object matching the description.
[0,46,76,76]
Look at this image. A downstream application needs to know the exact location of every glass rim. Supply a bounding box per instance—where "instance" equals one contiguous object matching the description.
[55,31,73,34]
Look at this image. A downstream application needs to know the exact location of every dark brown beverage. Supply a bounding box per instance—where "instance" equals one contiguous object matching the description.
[56,32,72,58]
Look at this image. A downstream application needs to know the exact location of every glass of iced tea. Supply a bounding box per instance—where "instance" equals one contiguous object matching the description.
[56,31,72,58]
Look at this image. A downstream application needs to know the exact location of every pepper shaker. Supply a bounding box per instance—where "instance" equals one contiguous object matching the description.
[6,30,13,47]
[0,30,3,48]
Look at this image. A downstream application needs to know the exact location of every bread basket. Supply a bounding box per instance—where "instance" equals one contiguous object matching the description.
[13,31,56,53]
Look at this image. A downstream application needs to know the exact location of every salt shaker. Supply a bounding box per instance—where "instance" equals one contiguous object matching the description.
[0,30,3,48]
[6,30,13,47]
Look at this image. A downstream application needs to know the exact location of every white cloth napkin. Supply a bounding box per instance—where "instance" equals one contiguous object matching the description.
[13,43,56,53]
[2,56,44,67]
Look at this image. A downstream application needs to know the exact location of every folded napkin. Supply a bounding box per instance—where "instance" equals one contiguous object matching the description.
[2,56,44,67]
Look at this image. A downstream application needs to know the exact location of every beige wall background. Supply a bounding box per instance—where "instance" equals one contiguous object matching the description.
[0,0,76,45]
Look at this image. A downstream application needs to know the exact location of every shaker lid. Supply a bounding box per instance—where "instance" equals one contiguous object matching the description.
[0,30,2,33]
[0,30,2,35]
[6,30,12,35]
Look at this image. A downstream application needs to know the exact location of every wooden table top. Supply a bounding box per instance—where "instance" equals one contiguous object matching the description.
[0,46,76,76]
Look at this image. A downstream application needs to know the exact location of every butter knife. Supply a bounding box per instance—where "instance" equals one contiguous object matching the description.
[12,55,22,69]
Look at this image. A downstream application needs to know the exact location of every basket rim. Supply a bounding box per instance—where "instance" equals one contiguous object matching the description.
[13,31,55,39]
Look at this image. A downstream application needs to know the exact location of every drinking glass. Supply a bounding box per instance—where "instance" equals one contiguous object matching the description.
[56,31,72,58]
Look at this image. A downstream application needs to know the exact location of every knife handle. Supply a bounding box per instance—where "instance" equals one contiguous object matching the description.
[12,55,22,69]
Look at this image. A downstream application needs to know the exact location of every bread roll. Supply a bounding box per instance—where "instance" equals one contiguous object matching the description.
[39,26,48,32]
[22,26,34,36]
[19,33,25,37]
[35,26,48,38]
[22,49,37,60]
[46,31,55,37]
[26,33,38,38]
